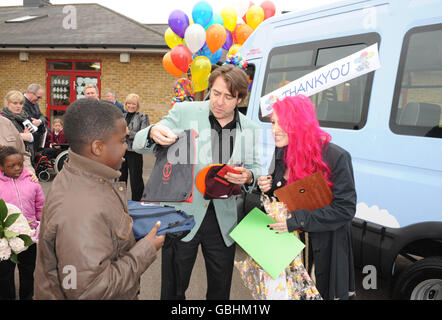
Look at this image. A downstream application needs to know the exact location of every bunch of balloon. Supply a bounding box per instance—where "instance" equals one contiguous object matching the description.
[162,1,276,92]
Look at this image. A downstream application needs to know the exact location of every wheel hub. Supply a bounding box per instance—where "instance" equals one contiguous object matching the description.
[411,279,442,300]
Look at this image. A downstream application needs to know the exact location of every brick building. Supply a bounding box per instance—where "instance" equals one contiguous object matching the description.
[0,1,178,124]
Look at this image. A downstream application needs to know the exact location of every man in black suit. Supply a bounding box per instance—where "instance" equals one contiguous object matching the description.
[23,84,46,153]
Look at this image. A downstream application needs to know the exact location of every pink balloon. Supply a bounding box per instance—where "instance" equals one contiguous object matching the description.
[260,1,276,20]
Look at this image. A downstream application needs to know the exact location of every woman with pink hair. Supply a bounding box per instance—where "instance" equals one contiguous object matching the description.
[257,95,357,300]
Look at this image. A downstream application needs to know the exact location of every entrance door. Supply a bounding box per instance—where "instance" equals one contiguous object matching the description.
[46,59,101,124]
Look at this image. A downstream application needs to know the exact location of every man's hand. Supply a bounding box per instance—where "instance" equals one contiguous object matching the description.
[225,167,253,185]
[149,124,178,146]
[145,221,165,250]
[31,118,42,127]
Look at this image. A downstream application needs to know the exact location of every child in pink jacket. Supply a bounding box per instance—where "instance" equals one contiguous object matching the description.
[0,146,45,300]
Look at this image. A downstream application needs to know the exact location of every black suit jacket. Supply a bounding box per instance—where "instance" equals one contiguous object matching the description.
[24,96,46,151]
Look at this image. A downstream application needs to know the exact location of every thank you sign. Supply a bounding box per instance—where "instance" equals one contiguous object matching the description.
[260,43,381,117]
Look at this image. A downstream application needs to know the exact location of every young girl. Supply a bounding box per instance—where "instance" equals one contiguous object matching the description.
[0,146,45,300]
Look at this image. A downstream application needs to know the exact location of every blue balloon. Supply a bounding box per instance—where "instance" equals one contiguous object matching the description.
[198,44,223,64]
[210,48,223,64]
[192,1,213,27]
[205,13,224,30]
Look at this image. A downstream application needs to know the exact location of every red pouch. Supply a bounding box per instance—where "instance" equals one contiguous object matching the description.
[214,164,241,185]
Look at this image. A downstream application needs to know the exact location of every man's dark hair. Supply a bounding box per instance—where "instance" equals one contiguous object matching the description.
[208,64,249,101]
[64,98,124,154]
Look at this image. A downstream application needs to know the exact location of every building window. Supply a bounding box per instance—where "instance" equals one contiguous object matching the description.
[390,23,442,139]
[260,33,379,130]
[46,59,101,123]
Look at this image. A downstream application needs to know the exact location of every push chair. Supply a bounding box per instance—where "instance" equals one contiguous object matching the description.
[34,143,69,182]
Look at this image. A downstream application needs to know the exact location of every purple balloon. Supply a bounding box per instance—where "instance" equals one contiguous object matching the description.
[223,29,233,50]
[168,10,189,38]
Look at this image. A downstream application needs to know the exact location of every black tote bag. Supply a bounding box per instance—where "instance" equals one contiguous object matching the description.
[142,129,198,202]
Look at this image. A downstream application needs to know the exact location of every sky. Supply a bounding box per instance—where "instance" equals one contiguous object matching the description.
[0,0,341,24]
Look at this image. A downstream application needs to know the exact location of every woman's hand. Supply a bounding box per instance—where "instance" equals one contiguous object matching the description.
[268,214,291,234]
[257,175,272,192]
[29,172,38,183]
[20,128,33,142]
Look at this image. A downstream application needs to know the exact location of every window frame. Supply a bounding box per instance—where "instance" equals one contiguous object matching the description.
[259,32,380,130]
[389,23,442,137]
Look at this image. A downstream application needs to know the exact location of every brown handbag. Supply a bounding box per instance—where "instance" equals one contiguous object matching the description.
[274,171,333,211]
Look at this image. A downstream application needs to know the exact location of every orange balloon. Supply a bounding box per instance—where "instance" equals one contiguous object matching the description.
[233,24,253,45]
[206,24,227,53]
[162,52,182,77]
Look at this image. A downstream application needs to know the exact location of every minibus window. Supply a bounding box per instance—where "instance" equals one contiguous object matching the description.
[390,24,442,138]
[316,45,366,66]
[270,50,314,69]
[260,33,379,129]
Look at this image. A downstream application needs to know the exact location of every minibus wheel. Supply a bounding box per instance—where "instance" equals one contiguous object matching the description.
[392,256,442,300]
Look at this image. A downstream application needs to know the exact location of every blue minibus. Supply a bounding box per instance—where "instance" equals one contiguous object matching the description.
[238,0,442,299]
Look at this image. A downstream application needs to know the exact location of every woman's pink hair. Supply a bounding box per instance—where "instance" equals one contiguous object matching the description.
[272,95,333,187]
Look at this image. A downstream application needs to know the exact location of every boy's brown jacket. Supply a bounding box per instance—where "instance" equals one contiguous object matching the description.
[34,150,157,299]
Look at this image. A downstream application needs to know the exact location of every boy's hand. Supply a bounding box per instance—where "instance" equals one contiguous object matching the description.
[145,221,165,250]
[150,124,178,146]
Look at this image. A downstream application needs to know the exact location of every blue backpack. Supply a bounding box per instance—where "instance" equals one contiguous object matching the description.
[127,200,195,240]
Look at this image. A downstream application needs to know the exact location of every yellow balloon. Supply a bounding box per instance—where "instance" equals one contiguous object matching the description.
[192,77,209,92]
[191,56,211,82]
[220,7,237,31]
[227,44,241,58]
[246,5,265,30]
[165,27,184,49]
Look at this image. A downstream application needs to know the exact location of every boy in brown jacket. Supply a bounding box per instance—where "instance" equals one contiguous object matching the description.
[34,99,164,299]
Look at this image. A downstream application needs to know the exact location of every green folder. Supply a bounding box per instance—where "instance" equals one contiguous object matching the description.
[230,207,305,279]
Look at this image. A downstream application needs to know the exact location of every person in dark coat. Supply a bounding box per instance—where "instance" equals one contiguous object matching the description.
[119,94,149,201]
[23,84,46,152]
[104,90,125,113]
[257,95,357,300]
